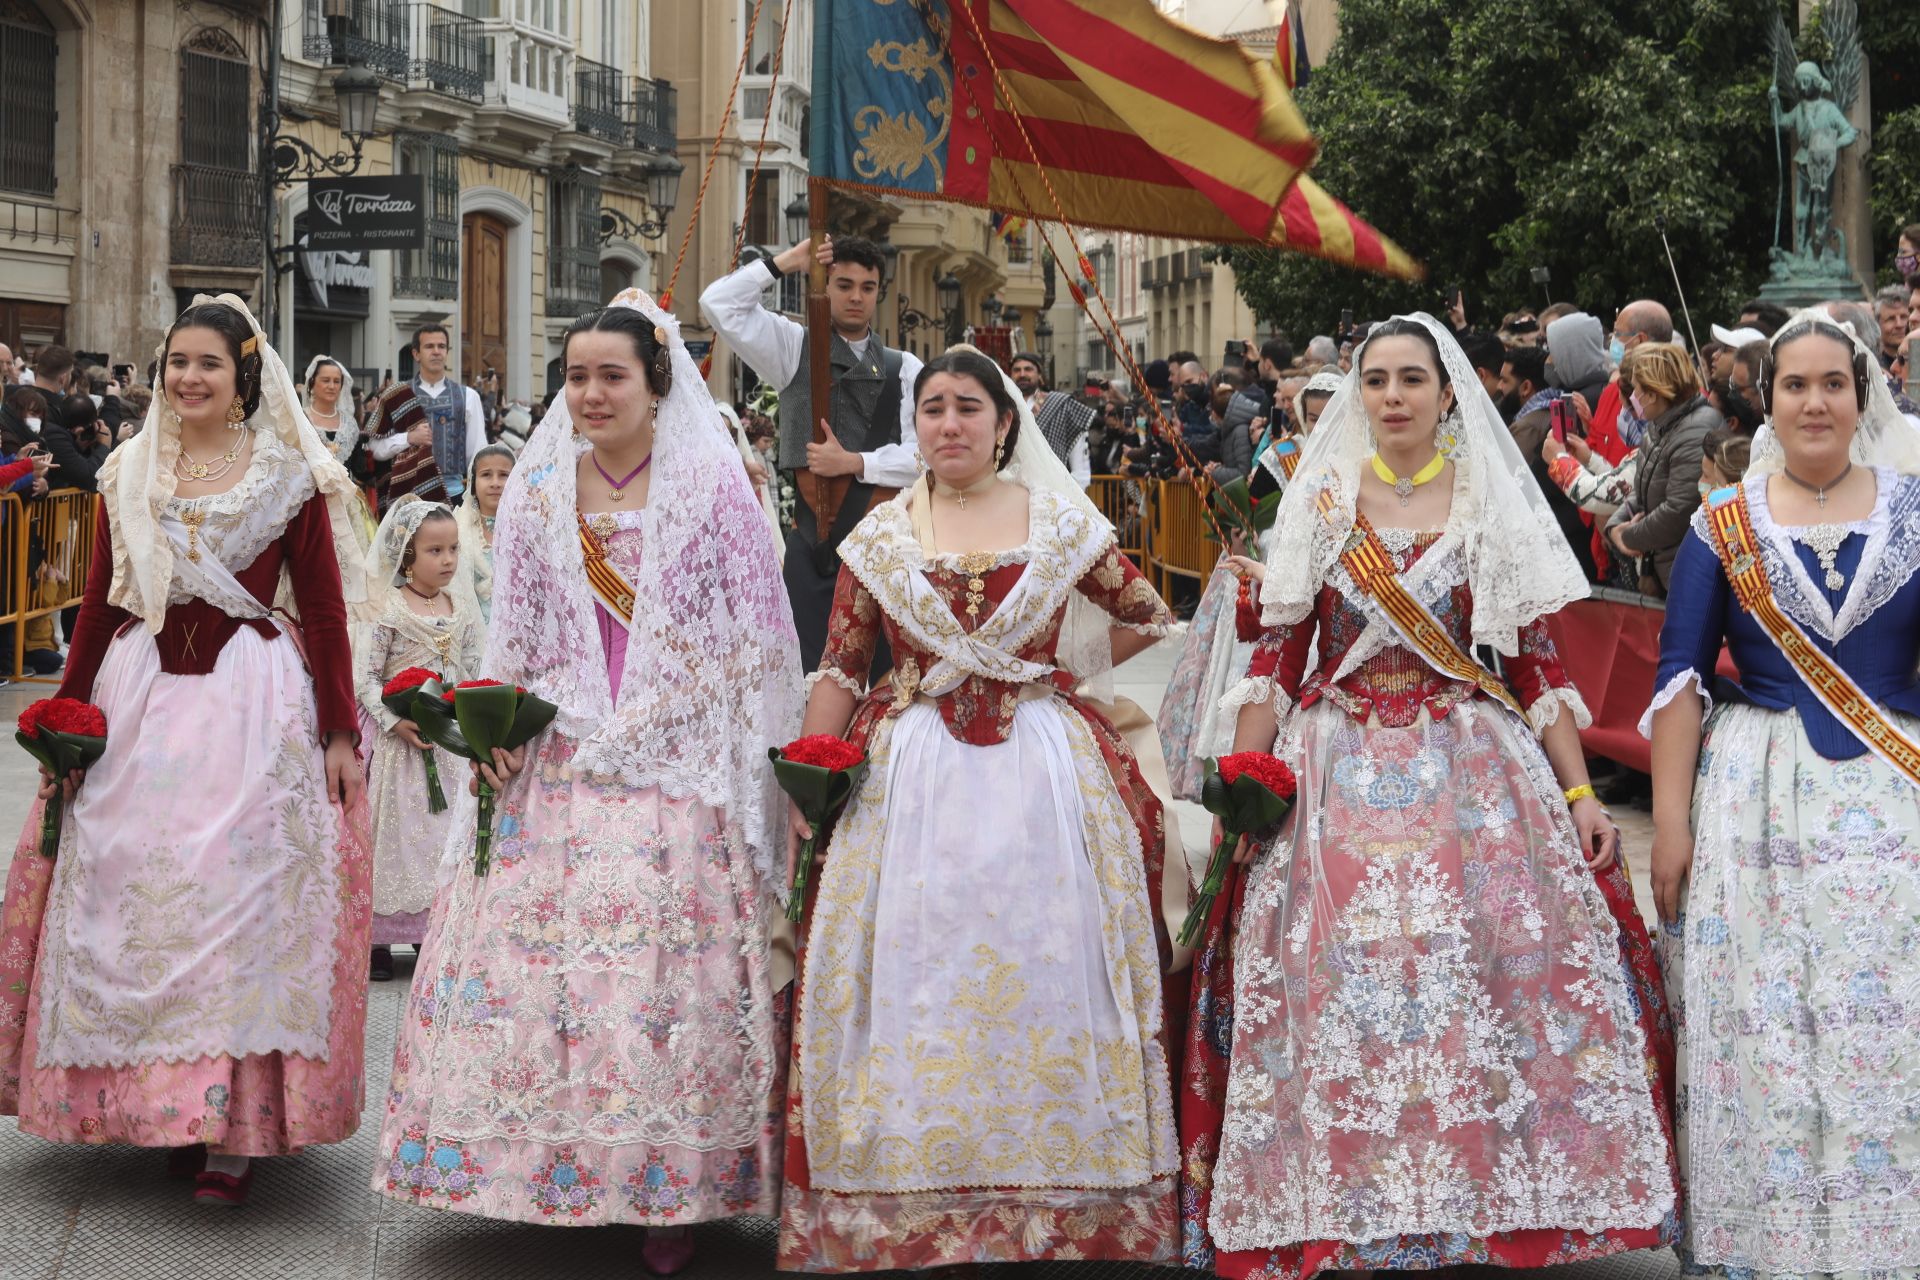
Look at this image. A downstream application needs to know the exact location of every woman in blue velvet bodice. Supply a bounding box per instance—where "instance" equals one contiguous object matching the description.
[1645,311,1920,1280]
[1653,465,1920,759]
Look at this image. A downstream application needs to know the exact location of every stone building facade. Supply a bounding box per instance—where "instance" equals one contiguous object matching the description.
[0,0,678,407]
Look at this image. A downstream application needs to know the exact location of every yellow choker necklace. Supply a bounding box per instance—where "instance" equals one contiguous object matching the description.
[930,471,997,510]
[1370,451,1446,507]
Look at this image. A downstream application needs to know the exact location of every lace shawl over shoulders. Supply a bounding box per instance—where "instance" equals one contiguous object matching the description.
[161,431,318,600]
[1698,469,1920,642]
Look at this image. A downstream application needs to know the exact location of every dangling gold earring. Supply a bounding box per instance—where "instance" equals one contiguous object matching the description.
[994,435,1007,470]
[225,397,247,429]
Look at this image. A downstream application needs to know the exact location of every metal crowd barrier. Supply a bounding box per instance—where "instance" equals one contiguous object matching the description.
[11,488,98,683]
[1087,474,1148,566]
[1148,478,1217,597]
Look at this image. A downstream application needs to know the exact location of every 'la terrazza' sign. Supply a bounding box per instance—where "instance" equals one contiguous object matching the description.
[306,175,427,253]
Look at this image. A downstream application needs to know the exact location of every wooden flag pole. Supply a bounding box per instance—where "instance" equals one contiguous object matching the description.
[805,176,840,542]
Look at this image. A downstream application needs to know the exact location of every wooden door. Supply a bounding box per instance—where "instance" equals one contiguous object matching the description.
[461,213,509,384]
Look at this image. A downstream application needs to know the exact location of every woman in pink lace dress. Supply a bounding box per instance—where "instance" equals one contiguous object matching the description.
[370,291,801,1276]
[0,296,371,1206]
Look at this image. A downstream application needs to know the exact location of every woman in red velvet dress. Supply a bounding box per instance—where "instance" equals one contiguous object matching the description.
[778,349,1181,1271]
[0,296,370,1206]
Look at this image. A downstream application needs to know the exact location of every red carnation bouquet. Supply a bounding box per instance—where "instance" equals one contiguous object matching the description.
[768,734,869,922]
[1178,751,1297,947]
[15,697,108,858]
[413,678,557,874]
[382,667,448,813]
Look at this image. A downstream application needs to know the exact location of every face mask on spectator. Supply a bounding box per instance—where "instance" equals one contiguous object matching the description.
[1181,382,1210,405]
[1609,337,1627,366]
[1697,480,1715,498]
[23,416,40,434]
[1629,390,1648,420]
[1898,250,1919,277]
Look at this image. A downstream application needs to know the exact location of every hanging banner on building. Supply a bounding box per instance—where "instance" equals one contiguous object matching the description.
[306,174,427,252]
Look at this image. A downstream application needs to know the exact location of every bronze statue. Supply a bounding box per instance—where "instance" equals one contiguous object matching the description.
[1768,0,1861,275]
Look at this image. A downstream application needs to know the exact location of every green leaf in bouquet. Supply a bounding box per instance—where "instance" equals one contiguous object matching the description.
[504,693,558,751]
[1247,489,1282,533]
[453,685,518,757]
[38,728,108,771]
[12,731,57,778]
[767,752,837,819]
[412,680,474,759]
[1211,476,1255,530]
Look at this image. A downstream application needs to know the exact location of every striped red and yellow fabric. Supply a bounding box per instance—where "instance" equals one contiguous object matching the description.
[809,0,1419,279]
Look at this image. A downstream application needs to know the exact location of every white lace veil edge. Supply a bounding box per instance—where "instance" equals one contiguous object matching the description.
[300,354,355,410]
[899,344,1120,703]
[482,286,803,901]
[99,292,369,634]
[1748,306,1920,478]
[1257,312,1590,654]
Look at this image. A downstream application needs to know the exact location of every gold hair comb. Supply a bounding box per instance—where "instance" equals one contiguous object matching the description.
[240,335,260,358]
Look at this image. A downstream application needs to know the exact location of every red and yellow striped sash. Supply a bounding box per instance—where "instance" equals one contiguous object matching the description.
[1317,489,1526,720]
[1271,439,1301,480]
[577,513,637,626]
[1703,488,1920,789]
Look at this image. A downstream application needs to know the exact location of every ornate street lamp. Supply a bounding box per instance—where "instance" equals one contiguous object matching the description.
[270,61,382,183]
[784,196,810,245]
[1035,314,1054,383]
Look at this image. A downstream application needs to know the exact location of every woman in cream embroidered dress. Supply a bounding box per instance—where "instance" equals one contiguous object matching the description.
[372,293,800,1275]
[355,497,483,957]
[0,296,371,1204]
[1187,316,1679,1278]
[780,349,1180,1272]
[1648,310,1920,1280]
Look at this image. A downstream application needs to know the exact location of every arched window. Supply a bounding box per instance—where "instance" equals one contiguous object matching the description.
[0,1,58,196]
[179,27,251,170]
[171,27,258,268]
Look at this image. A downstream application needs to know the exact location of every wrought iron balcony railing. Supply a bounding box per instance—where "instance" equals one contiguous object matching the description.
[170,164,263,269]
[572,58,625,144]
[302,0,410,82]
[406,2,483,101]
[625,76,677,153]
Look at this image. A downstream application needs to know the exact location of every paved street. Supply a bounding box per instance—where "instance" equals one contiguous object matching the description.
[0,635,1675,1280]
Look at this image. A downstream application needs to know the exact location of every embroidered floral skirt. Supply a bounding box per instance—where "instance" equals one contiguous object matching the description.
[1662,704,1920,1278]
[367,730,460,945]
[372,728,784,1227]
[0,627,372,1156]
[1186,699,1680,1278]
[1158,560,1240,800]
[780,695,1181,1272]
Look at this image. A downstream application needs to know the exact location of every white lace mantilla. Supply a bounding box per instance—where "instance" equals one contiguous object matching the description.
[482,288,803,902]
[1258,312,1591,654]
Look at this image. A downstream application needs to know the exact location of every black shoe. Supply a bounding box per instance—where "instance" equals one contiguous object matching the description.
[23,649,63,675]
[370,946,394,982]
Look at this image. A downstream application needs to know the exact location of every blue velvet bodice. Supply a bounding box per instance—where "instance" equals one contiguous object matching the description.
[1654,469,1920,761]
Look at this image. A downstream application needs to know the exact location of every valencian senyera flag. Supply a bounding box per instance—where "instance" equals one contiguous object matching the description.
[810,0,1420,279]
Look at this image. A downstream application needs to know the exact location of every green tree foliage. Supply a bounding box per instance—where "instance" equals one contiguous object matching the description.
[1221,0,1782,336]
[1856,0,1920,265]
